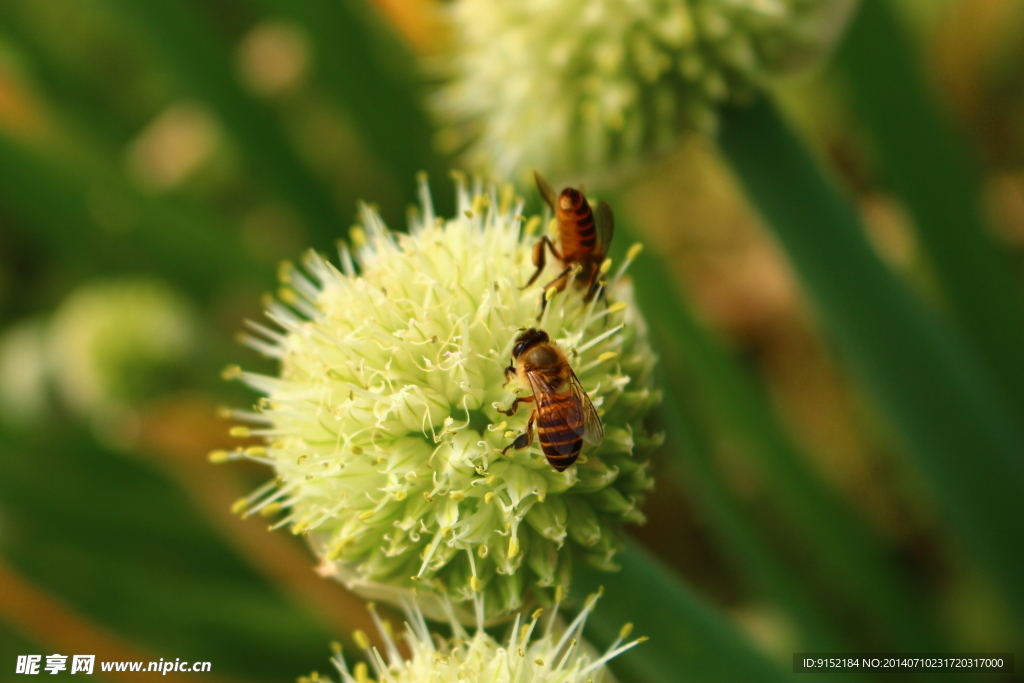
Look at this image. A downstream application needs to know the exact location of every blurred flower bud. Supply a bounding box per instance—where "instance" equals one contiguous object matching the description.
[434,0,859,181]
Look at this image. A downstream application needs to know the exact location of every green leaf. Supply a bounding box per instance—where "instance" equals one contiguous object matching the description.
[655,376,848,652]
[251,0,450,216]
[606,218,939,650]
[101,0,349,245]
[719,97,1024,632]
[574,538,812,683]
[0,424,332,683]
[0,131,264,301]
[834,0,1024,420]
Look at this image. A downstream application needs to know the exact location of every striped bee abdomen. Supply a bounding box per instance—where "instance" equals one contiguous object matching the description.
[556,191,597,261]
[536,392,584,471]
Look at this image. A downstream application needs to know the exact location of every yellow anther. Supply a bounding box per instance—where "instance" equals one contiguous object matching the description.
[537,492,546,503]
[353,662,369,683]
[229,426,251,438]
[531,608,545,620]
[508,538,520,558]
[416,170,428,184]
[230,497,248,515]
[499,184,515,214]
[600,257,613,274]
[484,492,496,504]
[216,406,233,419]
[291,520,309,535]
[358,510,375,521]
[637,636,650,643]
[330,640,342,654]
[350,445,363,455]
[620,622,634,639]
[278,287,297,304]
[410,575,422,582]
[221,365,242,380]
[246,446,267,457]
[394,489,408,501]
[352,629,371,650]
[277,260,293,283]
[260,502,282,517]
[449,491,465,502]
[524,215,542,235]
[478,544,489,557]
[472,194,488,215]
[470,575,483,592]
[349,226,366,247]
[464,209,474,219]
[608,301,628,313]
[626,242,644,260]
[450,169,467,185]
[535,659,544,666]
[597,351,617,363]
[518,648,525,658]
[545,286,558,301]
[486,475,499,486]
[555,585,565,603]
[503,430,517,439]
[423,492,434,502]
[207,450,229,464]
[441,526,453,538]
[297,454,308,464]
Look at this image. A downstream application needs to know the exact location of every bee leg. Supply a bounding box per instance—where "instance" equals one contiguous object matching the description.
[522,237,563,290]
[498,395,533,416]
[582,270,604,303]
[536,267,572,320]
[502,412,536,455]
[503,363,516,382]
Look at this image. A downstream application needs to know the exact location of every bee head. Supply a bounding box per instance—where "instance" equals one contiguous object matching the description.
[558,188,585,212]
[512,328,549,359]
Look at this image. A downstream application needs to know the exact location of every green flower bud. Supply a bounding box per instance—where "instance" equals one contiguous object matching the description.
[48,278,195,414]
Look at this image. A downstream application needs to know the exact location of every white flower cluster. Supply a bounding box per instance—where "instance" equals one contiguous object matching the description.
[434,0,858,180]
[221,176,660,621]
[304,590,643,683]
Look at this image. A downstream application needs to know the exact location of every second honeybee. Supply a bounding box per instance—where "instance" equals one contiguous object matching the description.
[499,328,603,471]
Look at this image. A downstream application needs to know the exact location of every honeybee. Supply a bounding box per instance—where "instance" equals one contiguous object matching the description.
[524,171,615,317]
[498,328,603,471]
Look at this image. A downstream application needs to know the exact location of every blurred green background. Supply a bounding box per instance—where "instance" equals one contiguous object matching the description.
[0,0,1022,681]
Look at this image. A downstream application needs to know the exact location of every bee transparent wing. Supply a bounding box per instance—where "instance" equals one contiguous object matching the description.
[568,369,603,446]
[525,368,585,456]
[534,170,559,211]
[595,200,615,258]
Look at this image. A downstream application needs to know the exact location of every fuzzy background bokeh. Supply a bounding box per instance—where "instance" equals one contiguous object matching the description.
[0,0,1022,681]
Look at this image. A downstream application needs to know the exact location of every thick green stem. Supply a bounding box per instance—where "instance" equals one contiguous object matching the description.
[612,219,938,649]
[836,0,1024,420]
[719,97,1024,631]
